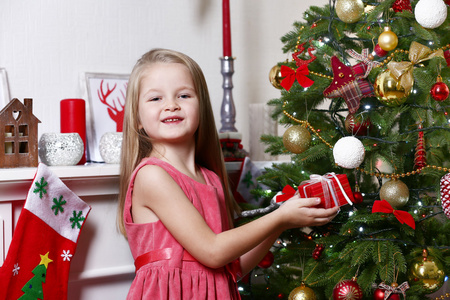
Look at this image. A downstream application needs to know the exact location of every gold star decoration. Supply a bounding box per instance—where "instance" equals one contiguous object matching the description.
[39,252,53,269]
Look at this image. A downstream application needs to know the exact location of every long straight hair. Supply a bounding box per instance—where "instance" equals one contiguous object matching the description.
[117,48,239,237]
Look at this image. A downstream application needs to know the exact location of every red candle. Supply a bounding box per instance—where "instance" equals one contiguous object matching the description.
[223,0,232,57]
[60,99,87,164]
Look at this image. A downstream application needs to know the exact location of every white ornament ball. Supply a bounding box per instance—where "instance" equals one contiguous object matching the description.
[333,136,365,169]
[440,173,450,218]
[414,0,448,29]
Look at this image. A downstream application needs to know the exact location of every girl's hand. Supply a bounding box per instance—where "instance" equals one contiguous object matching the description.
[276,194,339,230]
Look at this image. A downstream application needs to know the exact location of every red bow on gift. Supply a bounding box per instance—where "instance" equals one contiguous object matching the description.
[280,65,314,91]
[276,185,296,203]
[372,200,416,229]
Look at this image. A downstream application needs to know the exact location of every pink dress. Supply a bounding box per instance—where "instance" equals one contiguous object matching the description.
[124,157,241,300]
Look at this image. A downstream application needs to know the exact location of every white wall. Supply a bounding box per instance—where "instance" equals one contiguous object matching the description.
[0,0,327,154]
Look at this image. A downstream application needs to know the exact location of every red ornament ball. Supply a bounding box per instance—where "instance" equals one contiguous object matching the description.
[430,81,449,101]
[374,44,388,57]
[257,251,274,268]
[345,113,372,136]
[332,279,363,300]
[353,191,364,204]
[373,288,401,300]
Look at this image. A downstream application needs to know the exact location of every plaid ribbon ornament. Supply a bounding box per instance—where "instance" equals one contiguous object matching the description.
[346,48,380,78]
[378,282,410,300]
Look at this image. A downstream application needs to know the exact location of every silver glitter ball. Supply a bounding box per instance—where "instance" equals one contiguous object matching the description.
[99,132,123,164]
[38,133,84,166]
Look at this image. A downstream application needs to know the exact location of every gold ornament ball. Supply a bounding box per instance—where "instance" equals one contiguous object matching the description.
[374,70,412,107]
[289,283,317,300]
[379,179,409,208]
[269,64,283,89]
[283,125,311,154]
[335,0,365,23]
[378,26,398,51]
[408,255,445,293]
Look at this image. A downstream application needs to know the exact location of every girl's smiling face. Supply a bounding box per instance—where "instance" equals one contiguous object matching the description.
[138,62,200,147]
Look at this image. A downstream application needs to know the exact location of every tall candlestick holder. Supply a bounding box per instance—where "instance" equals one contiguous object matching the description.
[219,56,247,162]
[219,56,237,133]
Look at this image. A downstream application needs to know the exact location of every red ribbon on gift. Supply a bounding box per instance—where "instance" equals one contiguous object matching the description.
[276,185,296,203]
[372,200,415,229]
[280,65,314,91]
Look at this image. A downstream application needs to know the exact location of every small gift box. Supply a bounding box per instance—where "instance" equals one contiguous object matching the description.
[297,173,354,209]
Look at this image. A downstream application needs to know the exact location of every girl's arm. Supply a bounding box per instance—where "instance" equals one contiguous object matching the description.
[132,165,338,269]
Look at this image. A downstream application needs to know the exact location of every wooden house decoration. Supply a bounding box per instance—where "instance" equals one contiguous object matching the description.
[0,98,41,168]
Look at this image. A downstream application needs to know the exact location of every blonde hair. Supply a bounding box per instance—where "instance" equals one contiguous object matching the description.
[117,48,239,237]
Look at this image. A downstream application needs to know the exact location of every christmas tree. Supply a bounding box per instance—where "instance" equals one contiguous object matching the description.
[18,252,52,300]
[239,0,450,299]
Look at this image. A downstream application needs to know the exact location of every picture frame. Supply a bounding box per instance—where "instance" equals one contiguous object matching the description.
[0,68,11,109]
[84,72,129,162]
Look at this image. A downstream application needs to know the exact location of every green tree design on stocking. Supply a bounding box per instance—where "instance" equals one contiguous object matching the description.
[18,252,52,300]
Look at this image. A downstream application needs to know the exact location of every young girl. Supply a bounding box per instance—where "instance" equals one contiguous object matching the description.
[117,48,339,299]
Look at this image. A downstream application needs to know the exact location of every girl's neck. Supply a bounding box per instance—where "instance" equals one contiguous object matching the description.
[150,142,204,183]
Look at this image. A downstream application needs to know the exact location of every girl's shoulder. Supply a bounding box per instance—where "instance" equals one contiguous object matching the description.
[135,157,177,175]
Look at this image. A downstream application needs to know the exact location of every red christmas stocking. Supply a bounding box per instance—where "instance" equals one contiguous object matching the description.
[0,163,91,300]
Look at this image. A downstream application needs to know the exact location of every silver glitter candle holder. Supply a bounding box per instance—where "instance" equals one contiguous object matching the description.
[38,133,84,166]
[99,132,123,164]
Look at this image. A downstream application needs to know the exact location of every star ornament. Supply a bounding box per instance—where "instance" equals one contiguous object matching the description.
[40,252,53,269]
[323,56,374,114]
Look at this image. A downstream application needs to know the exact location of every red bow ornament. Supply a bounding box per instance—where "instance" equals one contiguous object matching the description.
[280,65,314,91]
[372,200,416,229]
[276,185,297,203]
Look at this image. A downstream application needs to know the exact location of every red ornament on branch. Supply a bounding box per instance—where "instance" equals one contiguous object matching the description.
[430,75,449,101]
[444,49,450,67]
[312,244,325,260]
[414,123,427,170]
[345,113,372,136]
[257,251,274,269]
[440,173,450,218]
[332,277,363,300]
[392,0,412,12]
[373,288,401,300]
[374,44,388,57]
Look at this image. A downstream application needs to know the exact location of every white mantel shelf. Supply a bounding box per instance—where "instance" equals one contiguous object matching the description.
[0,163,120,200]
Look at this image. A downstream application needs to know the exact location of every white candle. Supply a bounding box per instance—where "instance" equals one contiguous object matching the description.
[5,132,13,154]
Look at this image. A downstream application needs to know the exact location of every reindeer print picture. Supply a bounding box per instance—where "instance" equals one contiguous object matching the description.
[85,73,129,162]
